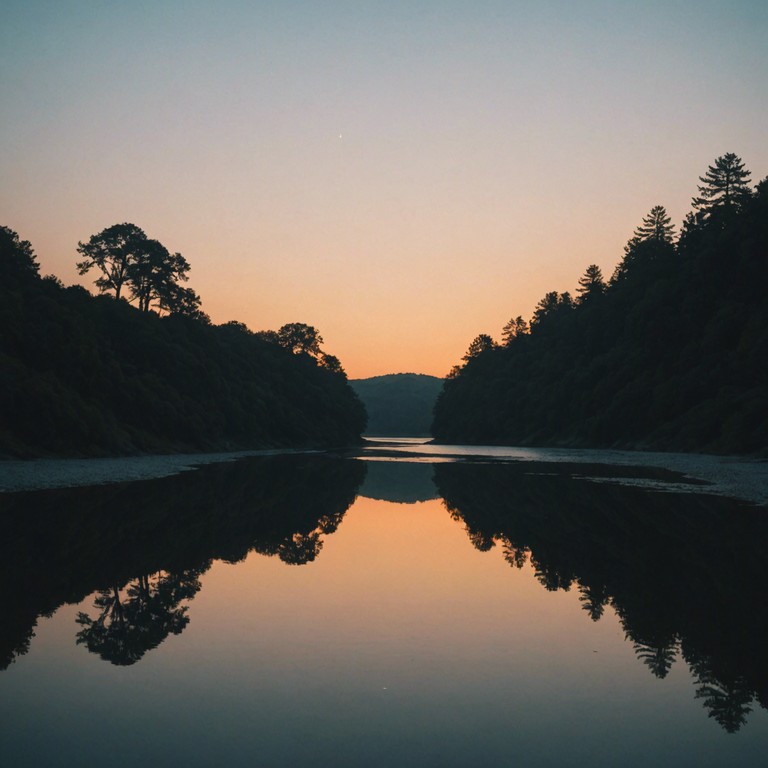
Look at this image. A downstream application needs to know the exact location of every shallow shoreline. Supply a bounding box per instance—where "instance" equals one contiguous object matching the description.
[2,440,766,508]
[0,448,323,493]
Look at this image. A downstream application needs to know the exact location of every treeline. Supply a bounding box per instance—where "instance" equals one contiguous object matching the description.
[0,224,366,456]
[433,154,768,454]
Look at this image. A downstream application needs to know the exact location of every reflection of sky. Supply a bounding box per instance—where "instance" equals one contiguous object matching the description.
[2,2,767,377]
[2,495,767,766]
[361,440,768,506]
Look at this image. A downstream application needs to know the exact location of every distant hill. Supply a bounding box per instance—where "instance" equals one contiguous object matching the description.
[350,373,443,436]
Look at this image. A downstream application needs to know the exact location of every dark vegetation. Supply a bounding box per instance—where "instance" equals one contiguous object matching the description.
[433,154,768,453]
[0,224,366,456]
[435,460,768,733]
[351,373,443,436]
[0,454,366,668]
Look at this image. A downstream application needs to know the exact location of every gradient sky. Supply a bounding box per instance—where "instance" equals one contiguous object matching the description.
[2,1,767,378]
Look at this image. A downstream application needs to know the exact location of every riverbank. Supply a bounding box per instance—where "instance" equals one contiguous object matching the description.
[0,448,324,493]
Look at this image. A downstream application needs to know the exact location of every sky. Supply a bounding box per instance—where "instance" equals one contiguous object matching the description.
[2,1,767,378]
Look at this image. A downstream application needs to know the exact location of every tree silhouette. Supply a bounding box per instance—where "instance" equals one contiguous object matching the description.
[613,207,676,283]
[77,223,204,317]
[692,153,752,214]
[76,222,147,300]
[127,239,191,313]
[462,334,496,362]
[432,151,767,454]
[576,264,606,303]
[277,323,324,356]
[531,291,561,326]
[253,328,279,344]
[0,225,39,287]
[629,205,675,244]
[501,315,529,346]
[160,281,208,321]
[319,353,345,376]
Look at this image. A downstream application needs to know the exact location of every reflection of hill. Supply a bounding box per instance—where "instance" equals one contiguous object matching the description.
[435,461,768,733]
[359,461,437,503]
[0,455,365,668]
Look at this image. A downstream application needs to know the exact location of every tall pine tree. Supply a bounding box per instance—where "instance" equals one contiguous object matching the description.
[692,153,751,213]
[628,205,675,246]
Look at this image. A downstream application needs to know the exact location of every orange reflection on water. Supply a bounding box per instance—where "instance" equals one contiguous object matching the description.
[192,495,629,684]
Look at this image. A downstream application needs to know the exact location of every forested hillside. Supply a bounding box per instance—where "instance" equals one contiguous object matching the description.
[432,154,768,454]
[0,225,366,457]
[351,373,443,436]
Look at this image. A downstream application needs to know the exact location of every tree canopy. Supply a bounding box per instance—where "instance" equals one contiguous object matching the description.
[76,222,205,319]
[432,153,768,454]
[1,225,39,288]
[0,225,365,456]
[277,322,324,356]
[692,152,752,214]
[76,222,146,301]
[630,205,675,244]
[463,334,496,362]
[501,316,529,346]
[576,264,605,303]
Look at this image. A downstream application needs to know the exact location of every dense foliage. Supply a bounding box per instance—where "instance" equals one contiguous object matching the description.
[350,373,443,436]
[0,226,366,456]
[433,154,768,454]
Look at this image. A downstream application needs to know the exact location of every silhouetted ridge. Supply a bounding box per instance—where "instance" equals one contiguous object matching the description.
[0,224,366,456]
[432,154,768,454]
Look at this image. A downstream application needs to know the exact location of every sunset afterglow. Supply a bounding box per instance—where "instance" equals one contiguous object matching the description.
[2,1,766,377]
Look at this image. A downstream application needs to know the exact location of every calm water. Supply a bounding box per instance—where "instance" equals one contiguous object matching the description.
[1,442,768,767]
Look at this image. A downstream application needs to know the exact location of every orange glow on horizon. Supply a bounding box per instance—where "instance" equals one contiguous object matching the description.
[3,3,766,379]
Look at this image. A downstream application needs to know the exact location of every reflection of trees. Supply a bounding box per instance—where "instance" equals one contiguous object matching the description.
[277,532,323,565]
[436,460,768,733]
[0,620,35,671]
[532,556,574,592]
[501,538,529,570]
[687,649,754,734]
[632,638,678,680]
[0,454,366,669]
[468,528,495,552]
[578,583,611,622]
[75,569,204,666]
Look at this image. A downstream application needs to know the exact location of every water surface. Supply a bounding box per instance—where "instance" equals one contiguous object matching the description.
[1,443,767,766]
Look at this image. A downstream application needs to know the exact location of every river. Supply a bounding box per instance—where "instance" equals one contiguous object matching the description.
[1,440,767,766]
